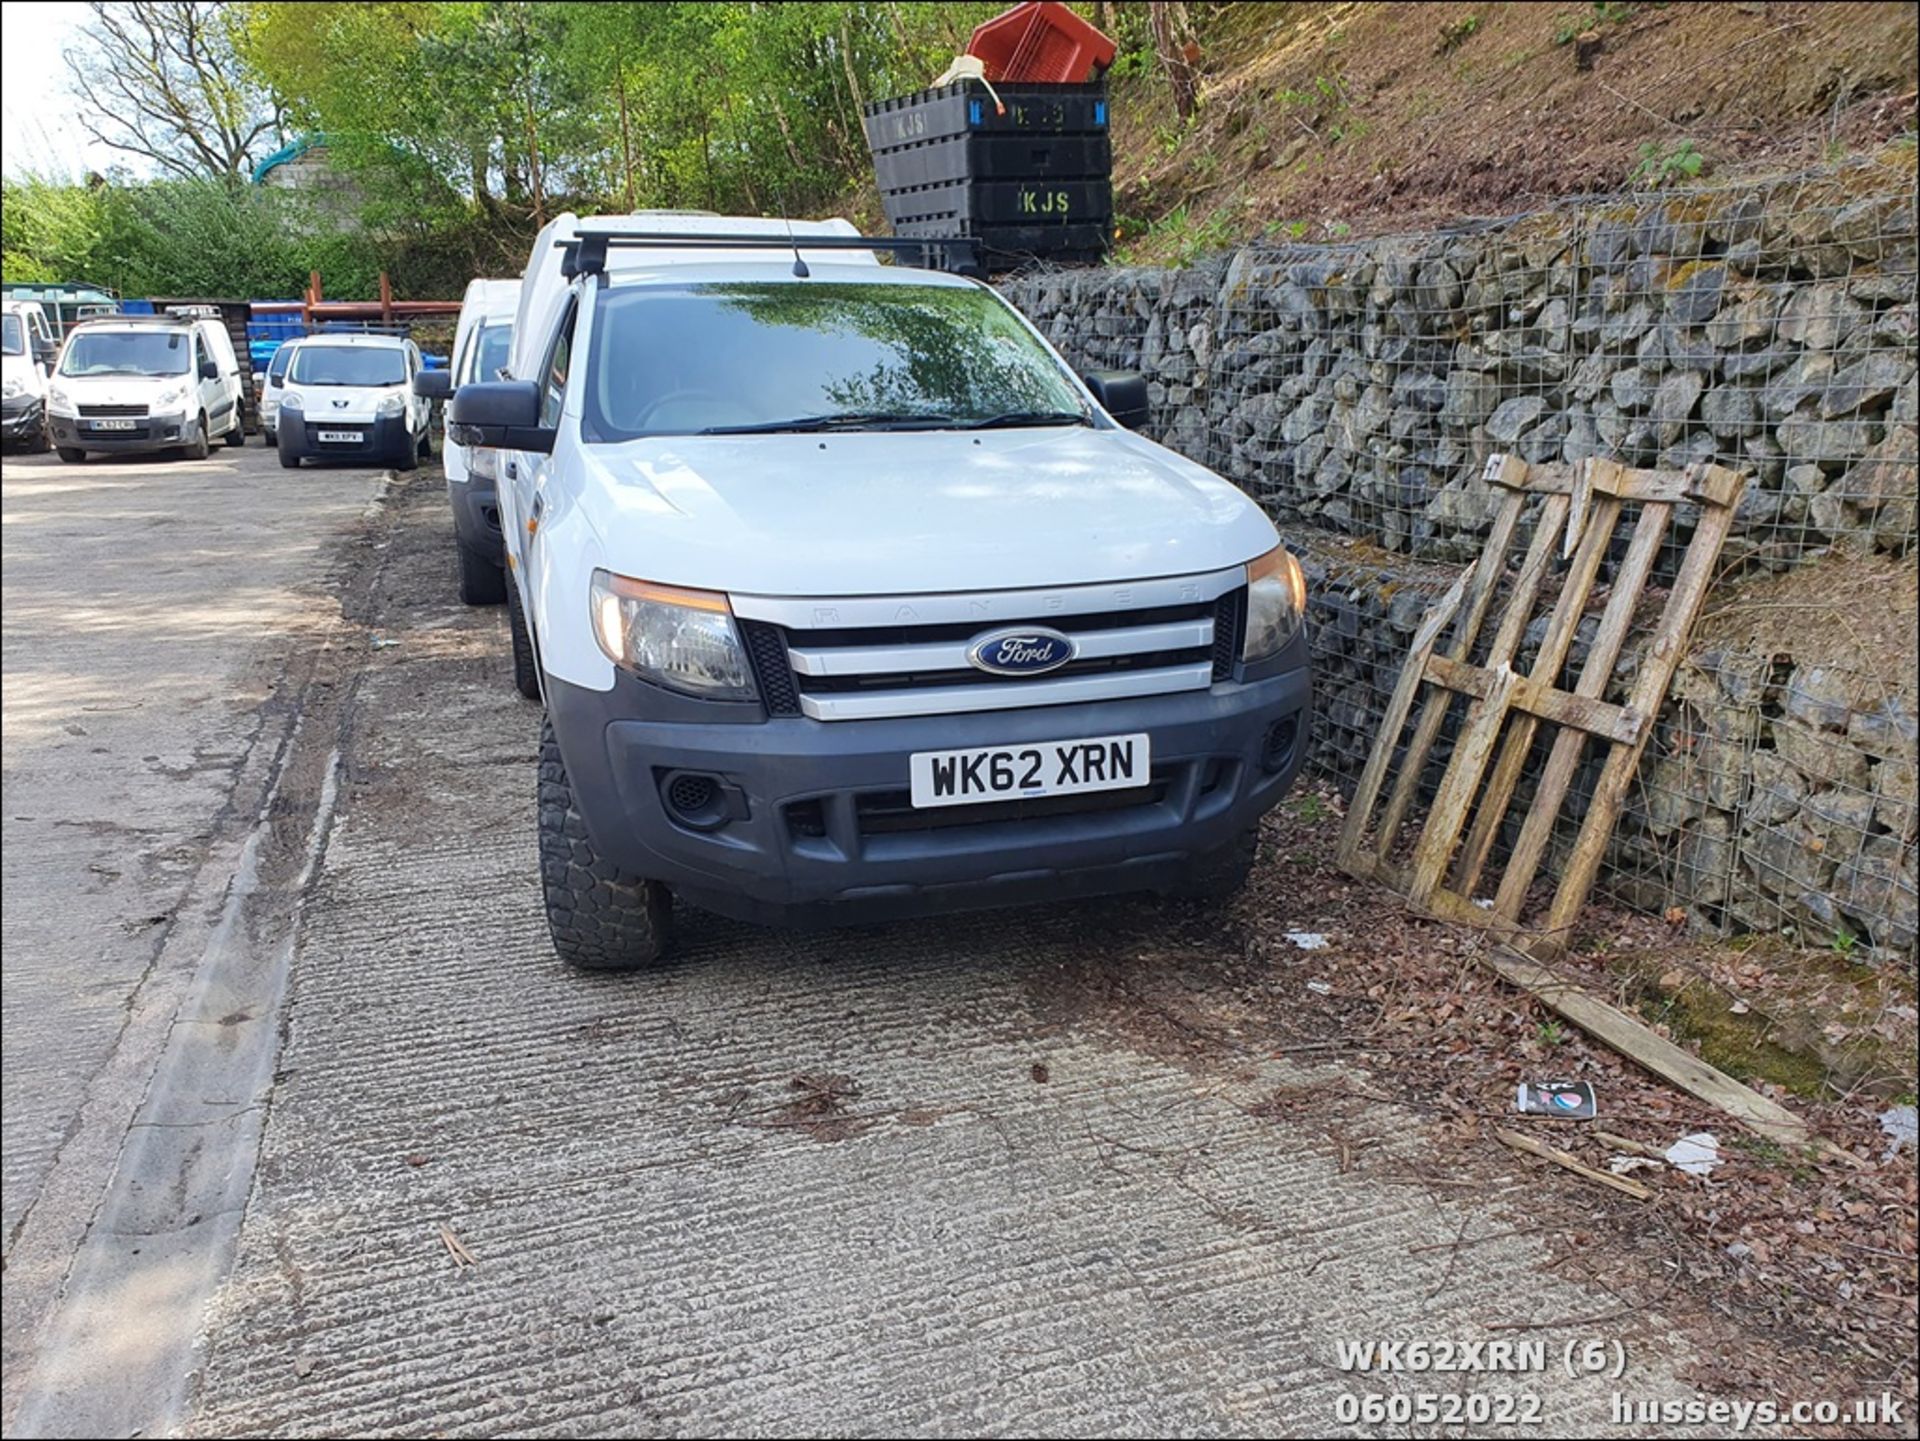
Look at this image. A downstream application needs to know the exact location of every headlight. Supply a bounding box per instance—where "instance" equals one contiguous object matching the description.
[2,377,23,399]
[280,389,304,412]
[48,384,73,412]
[376,393,405,417]
[1242,545,1307,661]
[590,570,758,701]
[467,447,498,481]
[154,384,189,410]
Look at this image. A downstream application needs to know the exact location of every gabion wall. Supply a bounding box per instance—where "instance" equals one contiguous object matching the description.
[1003,152,1918,962]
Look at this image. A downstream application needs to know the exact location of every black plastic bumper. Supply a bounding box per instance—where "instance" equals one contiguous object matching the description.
[2,396,44,443]
[447,473,503,561]
[280,412,411,464]
[48,411,190,453]
[547,644,1312,927]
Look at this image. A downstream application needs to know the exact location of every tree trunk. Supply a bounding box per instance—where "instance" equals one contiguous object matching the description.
[1148,1,1200,120]
[616,57,637,211]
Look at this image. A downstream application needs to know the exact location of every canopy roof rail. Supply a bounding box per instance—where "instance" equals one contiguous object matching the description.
[555,231,979,279]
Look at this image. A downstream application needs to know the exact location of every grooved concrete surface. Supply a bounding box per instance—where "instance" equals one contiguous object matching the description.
[184,474,1709,1437]
[1,443,385,1399]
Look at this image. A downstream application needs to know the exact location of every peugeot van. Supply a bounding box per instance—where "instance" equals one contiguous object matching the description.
[450,215,1311,970]
[2,301,59,451]
[47,313,247,461]
[275,333,432,470]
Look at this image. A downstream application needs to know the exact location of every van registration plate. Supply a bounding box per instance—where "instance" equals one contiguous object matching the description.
[87,418,137,431]
[908,732,1150,809]
[317,430,362,444]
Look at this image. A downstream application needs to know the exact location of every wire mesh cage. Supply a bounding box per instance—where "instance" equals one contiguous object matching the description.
[1003,149,1918,963]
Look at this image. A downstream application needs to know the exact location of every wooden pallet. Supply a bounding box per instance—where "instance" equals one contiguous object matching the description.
[1337,453,1747,958]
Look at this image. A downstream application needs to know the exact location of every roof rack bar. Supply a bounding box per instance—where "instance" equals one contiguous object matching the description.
[555,231,977,278]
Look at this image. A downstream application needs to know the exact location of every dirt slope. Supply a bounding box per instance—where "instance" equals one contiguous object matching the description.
[1110,1,1918,259]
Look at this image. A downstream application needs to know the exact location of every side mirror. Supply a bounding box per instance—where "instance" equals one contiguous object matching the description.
[199,359,220,380]
[413,369,453,401]
[1082,370,1150,431]
[270,371,287,389]
[448,380,553,453]
[32,339,57,366]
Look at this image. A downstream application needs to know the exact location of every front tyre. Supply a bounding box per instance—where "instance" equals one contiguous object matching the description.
[223,417,246,447]
[183,411,211,461]
[505,577,542,699]
[458,542,507,606]
[538,716,673,970]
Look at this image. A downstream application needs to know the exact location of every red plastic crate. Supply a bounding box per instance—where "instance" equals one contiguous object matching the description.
[967,2,1116,85]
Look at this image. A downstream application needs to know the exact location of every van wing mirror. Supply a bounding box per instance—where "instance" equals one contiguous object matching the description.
[199,359,220,380]
[270,370,287,388]
[413,368,453,400]
[1081,370,1150,431]
[447,380,553,453]
[32,339,57,366]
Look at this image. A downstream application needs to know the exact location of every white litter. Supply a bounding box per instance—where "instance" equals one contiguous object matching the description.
[1472,897,1494,910]
[1664,1131,1720,1177]
[1879,1104,1917,1160]
[1305,979,1332,995]
[1608,1156,1660,1176]
[1285,931,1329,950]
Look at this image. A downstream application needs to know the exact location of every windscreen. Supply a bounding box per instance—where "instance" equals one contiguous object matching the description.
[291,345,407,387]
[583,281,1088,438]
[462,324,512,385]
[2,315,21,355]
[59,329,191,377]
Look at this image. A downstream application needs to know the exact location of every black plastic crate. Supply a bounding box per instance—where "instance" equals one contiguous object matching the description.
[863,81,1109,151]
[871,134,1111,191]
[894,218,1113,271]
[881,177,1111,229]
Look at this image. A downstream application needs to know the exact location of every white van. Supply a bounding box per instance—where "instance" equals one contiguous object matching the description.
[46,313,247,461]
[275,333,432,470]
[256,337,302,446]
[450,214,1311,971]
[2,300,59,451]
[414,278,519,604]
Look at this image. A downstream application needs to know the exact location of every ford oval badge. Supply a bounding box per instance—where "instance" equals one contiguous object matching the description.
[966,626,1077,677]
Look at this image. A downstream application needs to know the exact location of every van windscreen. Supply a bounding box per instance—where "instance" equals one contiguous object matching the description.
[291,346,406,386]
[59,329,191,377]
[583,281,1089,439]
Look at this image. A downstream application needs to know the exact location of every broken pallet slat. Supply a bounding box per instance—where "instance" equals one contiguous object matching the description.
[1493,1127,1654,1201]
[1481,946,1827,1154]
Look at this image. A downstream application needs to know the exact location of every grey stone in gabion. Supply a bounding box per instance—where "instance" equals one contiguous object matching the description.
[1642,756,1707,833]
[1821,352,1912,418]
[1746,822,1834,895]
[1722,344,1794,381]
[1441,370,1498,428]
[1487,395,1548,444]
[1701,384,1761,439]
[1785,665,1858,731]
[1565,406,1601,463]
[1602,298,1654,346]
[1706,290,1782,349]
[1675,814,1734,904]
[1666,263,1726,324]
[1611,365,1656,413]
[1873,754,1917,839]
[1519,413,1568,463]
[1847,424,1918,546]
[1778,283,1869,352]
[1849,697,1919,756]
[1776,412,1876,472]
[1836,836,1918,951]
[1833,191,1917,262]
[1747,750,1808,825]
[1658,318,1719,374]
[1772,719,1872,790]
[1652,370,1705,444]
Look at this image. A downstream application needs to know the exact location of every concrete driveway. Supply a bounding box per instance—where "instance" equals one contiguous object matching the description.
[4,456,1725,1437]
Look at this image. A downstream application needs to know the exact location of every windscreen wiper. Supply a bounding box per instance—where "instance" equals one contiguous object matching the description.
[960,410,1094,430]
[697,411,957,435]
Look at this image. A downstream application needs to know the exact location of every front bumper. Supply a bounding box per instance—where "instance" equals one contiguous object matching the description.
[280,411,411,462]
[447,466,503,561]
[2,395,44,442]
[548,655,1311,927]
[48,410,190,453]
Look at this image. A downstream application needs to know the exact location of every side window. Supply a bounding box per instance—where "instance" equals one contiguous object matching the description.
[539,303,576,428]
